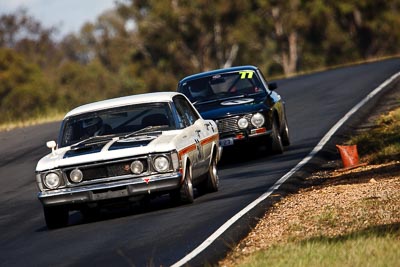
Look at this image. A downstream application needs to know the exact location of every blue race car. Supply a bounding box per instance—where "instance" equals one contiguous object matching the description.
[178,65,290,154]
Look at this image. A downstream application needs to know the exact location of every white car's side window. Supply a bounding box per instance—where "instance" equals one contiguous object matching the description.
[173,96,199,127]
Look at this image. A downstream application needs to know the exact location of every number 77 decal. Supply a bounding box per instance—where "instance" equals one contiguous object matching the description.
[239,71,254,79]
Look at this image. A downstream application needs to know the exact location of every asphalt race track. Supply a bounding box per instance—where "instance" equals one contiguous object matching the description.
[1,59,399,266]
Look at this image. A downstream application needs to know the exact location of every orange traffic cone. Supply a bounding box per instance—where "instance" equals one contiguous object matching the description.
[336,144,367,171]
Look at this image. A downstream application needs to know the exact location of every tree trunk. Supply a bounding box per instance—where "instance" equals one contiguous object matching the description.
[223,44,239,68]
[271,6,299,76]
[282,31,298,75]
[214,21,224,67]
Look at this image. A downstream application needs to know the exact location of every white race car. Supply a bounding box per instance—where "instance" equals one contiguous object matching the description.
[36,92,222,228]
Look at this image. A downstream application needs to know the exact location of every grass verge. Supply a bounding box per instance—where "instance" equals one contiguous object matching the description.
[239,226,400,267]
[348,106,400,164]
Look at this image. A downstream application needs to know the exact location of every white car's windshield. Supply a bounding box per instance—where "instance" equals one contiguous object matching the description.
[180,71,266,103]
[60,102,175,147]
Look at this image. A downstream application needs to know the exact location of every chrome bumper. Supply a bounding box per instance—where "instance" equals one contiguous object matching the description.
[38,172,182,206]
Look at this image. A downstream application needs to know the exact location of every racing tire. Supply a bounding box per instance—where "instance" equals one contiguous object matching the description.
[268,118,284,154]
[198,155,219,193]
[281,115,290,146]
[170,165,194,204]
[179,165,194,204]
[43,206,69,229]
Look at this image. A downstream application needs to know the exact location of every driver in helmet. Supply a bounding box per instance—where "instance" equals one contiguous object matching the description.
[82,117,104,138]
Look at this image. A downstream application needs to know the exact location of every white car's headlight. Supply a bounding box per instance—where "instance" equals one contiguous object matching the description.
[237,117,249,129]
[70,169,83,183]
[130,160,144,174]
[44,172,62,189]
[251,113,265,128]
[154,156,170,173]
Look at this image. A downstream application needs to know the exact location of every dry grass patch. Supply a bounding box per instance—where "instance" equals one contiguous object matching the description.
[0,112,64,132]
[349,106,400,164]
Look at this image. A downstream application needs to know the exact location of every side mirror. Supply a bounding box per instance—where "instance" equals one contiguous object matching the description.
[269,82,278,90]
[46,141,57,155]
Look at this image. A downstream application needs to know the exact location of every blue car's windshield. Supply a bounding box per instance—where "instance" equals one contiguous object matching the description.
[179,70,267,103]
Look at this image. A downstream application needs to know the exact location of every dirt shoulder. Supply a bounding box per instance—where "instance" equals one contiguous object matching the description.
[219,162,400,266]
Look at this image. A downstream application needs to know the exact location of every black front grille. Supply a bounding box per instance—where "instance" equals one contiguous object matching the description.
[65,159,148,182]
[82,166,108,180]
[216,114,253,133]
[107,162,132,177]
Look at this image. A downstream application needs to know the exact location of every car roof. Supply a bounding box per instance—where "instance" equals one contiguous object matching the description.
[65,92,182,118]
[178,65,259,85]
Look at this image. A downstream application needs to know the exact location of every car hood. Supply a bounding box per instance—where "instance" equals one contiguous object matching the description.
[36,131,180,172]
[194,94,268,120]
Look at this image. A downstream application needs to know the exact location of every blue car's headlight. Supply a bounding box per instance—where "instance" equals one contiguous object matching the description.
[237,117,249,129]
[251,113,265,128]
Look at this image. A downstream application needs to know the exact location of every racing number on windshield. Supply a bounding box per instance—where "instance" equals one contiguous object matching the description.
[239,71,254,79]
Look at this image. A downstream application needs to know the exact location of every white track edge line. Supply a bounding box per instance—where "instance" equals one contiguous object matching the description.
[171,71,400,267]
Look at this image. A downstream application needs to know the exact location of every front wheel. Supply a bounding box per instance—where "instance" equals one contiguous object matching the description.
[198,155,219,193]
[180,165,194,203]
[268,118,284,154]
[170,165,194,204]
[43,206,69,229]
[281,115,290,146]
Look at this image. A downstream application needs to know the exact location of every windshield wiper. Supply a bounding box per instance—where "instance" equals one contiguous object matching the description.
[194,94,247,105]
[71,134,116,148]
[123,125,168,139]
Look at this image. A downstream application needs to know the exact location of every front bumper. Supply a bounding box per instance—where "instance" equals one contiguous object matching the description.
[38,172,182,207]
[219,127,271,147]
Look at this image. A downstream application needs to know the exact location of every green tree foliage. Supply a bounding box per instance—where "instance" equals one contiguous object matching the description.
[55,59,144,109]
[0,48,54,123]
[117,0,259,74]
[0,1,400,124]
